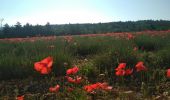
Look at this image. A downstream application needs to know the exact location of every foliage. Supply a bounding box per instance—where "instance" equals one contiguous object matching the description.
[1,20,170,38]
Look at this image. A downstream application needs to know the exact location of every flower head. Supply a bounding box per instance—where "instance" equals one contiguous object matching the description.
[16,95,24,100]
[167,69,170,78]
[135,61,147,72]
[125,69,133,75]
[115,63,126,71]
[66,66,79,75]
[115,69,125,76]
[34,56,53,74]
[49,84,60,92]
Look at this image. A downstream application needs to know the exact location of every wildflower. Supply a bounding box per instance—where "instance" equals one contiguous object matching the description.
[66,66,79,75]
[16,95,24,100]
[84,85,94,93]
[135,61,147,72]
[34,56,53,74]
[115,63,126,71]
[65,76,76,83]
[65,76,82,84]
[127,33,134,40]
[49,84,60,92]
[125,69,133,75]
[115,69,125,76]
[98,82,112,90]
[74,76,82,84]
[167,69,170,78]
[83,82,112,93]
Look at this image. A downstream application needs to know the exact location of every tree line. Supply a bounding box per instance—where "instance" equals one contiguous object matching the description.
[0,20,170,38]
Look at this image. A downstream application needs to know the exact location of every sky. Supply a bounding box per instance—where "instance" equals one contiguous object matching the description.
[0,0,170,26]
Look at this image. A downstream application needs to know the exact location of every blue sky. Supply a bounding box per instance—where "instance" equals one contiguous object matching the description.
[0,0,170,25]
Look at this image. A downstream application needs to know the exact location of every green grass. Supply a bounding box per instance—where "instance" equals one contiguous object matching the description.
[0,32,170,99]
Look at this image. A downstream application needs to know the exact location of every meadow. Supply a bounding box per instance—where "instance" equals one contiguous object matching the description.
[0,31,170,100]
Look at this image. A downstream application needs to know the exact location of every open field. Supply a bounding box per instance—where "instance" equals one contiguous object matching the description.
[0,31,170,99]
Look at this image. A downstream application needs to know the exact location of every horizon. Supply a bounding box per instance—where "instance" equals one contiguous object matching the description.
[1,0,170,26]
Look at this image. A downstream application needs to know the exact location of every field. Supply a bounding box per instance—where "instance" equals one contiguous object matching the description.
[0,31,170,100]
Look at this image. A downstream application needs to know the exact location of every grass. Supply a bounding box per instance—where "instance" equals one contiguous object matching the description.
[0,32,170,99]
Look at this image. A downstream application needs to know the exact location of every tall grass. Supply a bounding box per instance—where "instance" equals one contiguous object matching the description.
[0,33,170,88]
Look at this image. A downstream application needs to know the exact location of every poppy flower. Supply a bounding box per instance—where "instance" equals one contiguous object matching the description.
[135,61,147,72]
[127,33,134,40]
[125,69,133,75]
[65,76,76,83]
[66,66,79,75]
[115,69,125,76]
[74,76,82,84]
[84,85,94,92]
[17,95,24,100]
[49,84,60,92]
[83,82,112,93]
[167,69,170,78]
[97,82,112,90]
[34,56,53,74]
[65,76,82,84]
[83,83,99,93]
[115,63,126,71]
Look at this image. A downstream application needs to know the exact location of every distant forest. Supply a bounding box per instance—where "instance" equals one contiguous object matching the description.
[0,20,170,38]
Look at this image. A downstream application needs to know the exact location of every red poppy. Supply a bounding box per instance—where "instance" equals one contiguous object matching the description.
[127,33,134,40]
[34,56,53,74]
[49,84,60,92]
[90,83,100,89]
[17,95,24,100]
[167,69,170,78]
[115,63,126,71]
[97,82,112,90]
[135,61,147,72]
[84,85,94,92]
[65,76,82,84]
[83,82,112,93]
[115,69,125,76]
[74,76,82,84]
[125,69,133,75]
[66,66,79,75]
[65,76,76,83]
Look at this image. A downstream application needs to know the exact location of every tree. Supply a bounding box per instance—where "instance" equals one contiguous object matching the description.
[3,23,10,34]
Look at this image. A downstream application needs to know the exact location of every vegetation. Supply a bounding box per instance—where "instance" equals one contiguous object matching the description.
[1,20,170,38]
[0,31,170,99]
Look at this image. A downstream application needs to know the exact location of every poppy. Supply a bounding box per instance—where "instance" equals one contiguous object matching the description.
[84,85,94,92]
[66,66,79,75]
[74,76,82,84]
[127,33,134,40]
[167,69,170,78]
[83,82,112,93]
[135,61,147,72]
[34,56,53,74]
[65,76,82,84]
[65,76,76,83]
[115,69,125,76]
[98,82,112,90]
[49,84,60,92]
[17,95,24,100]
[115,63,126,71]
[125,69,133,75]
